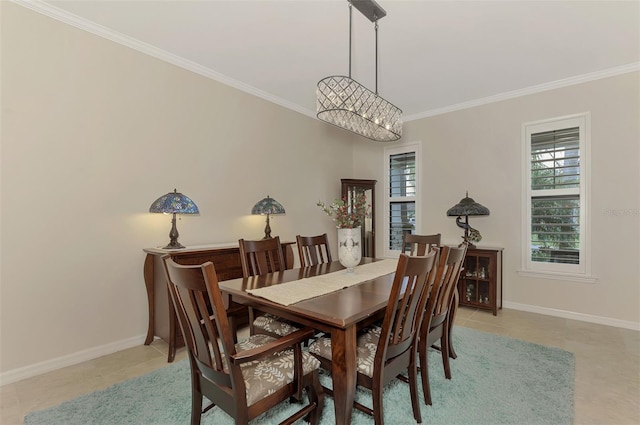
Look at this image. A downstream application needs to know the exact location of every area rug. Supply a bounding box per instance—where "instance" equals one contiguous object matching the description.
[24,327,574,425]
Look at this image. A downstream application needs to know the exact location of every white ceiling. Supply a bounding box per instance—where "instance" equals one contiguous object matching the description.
[25,0,640,120]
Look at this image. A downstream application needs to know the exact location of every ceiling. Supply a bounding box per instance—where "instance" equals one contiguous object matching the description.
[28,0,640,121]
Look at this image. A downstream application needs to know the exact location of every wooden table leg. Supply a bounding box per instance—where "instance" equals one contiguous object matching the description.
[143,254,155,345]
[330,325,357,425]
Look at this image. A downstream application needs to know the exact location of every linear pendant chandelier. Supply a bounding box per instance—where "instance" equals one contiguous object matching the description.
[317,0,402,142]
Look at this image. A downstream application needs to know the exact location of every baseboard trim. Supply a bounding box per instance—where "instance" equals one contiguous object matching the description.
[0,334,148,387]
[503,301,640,331]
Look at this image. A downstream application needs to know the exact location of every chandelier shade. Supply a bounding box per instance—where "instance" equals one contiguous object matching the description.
[317,75,402,142]
[316,0,402,142]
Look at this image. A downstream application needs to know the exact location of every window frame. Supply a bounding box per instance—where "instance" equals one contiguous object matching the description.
[384,142,421,258]
[520,113,595,282]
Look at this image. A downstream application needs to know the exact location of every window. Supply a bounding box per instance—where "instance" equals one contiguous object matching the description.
[384,143,420,256]
[521,113,593,280]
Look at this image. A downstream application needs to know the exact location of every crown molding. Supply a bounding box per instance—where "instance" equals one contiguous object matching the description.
[12,0,316,119]
[404,62,640,122]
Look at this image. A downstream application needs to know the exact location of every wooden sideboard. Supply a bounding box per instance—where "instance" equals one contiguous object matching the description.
[143,242,295,362]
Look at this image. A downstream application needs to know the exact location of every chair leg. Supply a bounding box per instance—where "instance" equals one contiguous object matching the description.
[442,332,452,380]
[408,357,422,423]
[419,338,432,406]
[372,379,384,425]
[448,292,459,359]
[305,372,324,425]
[248,307,257,335]
[191,383,203,425]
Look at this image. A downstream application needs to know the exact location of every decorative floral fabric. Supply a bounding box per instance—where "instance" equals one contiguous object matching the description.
[253,313,300,336]
[308,326,382,378]
[214,334,320,406]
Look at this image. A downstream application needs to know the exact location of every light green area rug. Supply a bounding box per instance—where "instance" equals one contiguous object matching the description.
[25,327,574,425]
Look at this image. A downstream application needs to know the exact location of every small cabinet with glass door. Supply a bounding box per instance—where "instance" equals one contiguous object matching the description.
[458,247,503,315]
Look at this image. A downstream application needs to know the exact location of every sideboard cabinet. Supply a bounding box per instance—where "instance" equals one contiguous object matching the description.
[457,247,503,316]
[143,242,294,361]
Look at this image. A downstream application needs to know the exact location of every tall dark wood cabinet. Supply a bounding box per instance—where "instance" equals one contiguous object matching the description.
[341,179,376,258]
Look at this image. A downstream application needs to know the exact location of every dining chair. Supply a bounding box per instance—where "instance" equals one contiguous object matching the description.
[309,251,438,425]
[401,233,459,360]
[162,255,324,425]
[296,233,332,267]
[238,237,301,338]
[417,245,467,406]
[401,233,441,256]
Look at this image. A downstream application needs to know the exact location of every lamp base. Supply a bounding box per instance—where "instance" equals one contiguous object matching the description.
[163,213,185,249]
[163,240,185,249]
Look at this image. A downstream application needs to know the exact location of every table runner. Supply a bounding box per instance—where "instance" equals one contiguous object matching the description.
[247,259,397,306]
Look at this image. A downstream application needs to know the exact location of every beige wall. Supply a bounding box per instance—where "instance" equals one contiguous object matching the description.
[1,3,353,376]
[354,72,640,327]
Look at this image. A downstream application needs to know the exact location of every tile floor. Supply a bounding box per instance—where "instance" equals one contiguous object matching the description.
[1,308,639,424]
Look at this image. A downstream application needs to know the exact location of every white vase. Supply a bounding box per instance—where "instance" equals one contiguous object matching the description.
[338,227,362,272]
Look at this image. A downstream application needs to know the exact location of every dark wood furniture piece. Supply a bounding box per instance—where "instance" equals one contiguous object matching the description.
[162,256,323,425]
[238,237,299,338]
[400,233,459,360]
[418,245,467,406]
[402,233,441,256]
[341,179,376,258]
[457,246,503,315]
[296,233,332,267]
[309,252,437,425]
[218,258,396,425]
[142,242,294,362]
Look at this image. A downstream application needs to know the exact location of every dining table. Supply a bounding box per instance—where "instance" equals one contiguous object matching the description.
[218,257,398,425]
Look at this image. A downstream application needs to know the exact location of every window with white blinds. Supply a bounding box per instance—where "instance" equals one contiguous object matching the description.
[522,114,591,279]
[385,144,420,255]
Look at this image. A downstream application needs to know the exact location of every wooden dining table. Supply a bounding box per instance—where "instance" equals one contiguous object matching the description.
[218,258,396,425]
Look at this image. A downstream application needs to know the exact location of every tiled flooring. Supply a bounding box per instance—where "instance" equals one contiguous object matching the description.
[1,308,639,424]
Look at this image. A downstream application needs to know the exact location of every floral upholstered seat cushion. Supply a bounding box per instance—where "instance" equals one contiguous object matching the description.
[308,326,382,378]
[253,313,300,336]
[215,334,321,406]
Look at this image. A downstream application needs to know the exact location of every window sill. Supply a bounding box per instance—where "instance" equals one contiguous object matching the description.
[517,269,597,283]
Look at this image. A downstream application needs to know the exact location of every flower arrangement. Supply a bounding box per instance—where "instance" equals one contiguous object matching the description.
[317,193,371,229]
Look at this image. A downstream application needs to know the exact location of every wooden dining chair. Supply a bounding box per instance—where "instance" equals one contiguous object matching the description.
[401,233,441,256]
[238,237,301,338]
[162,256,324,425]
[417,245,467,406]
[309,251,438,425]
[296,233,332,267]
[401,233,459,360]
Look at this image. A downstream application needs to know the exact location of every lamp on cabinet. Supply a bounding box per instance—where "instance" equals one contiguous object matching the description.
[251,195,286,239]
[149,188,199,249]
[446,191,489,248]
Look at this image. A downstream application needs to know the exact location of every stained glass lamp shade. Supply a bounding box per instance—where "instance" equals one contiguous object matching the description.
[149,189,199,249]
[251,196,285,239]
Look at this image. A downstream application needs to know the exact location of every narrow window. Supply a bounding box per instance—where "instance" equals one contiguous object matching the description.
[522,114,592,279]
[385,143,420,255]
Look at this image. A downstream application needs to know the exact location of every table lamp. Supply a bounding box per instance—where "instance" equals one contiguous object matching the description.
[446,191,490,248]
[251,195,285,239]
[149,188,199,249]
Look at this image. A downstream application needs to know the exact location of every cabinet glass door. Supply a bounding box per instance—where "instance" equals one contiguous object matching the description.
[341,179,376,258]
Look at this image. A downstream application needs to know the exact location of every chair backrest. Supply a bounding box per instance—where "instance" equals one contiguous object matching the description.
[402,233,442,256]
[239,236,286,278]
[296,233,332,267]
[423,245,467,333]
[377,251,438,363]
[161,256,242,409]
